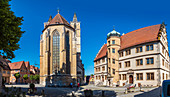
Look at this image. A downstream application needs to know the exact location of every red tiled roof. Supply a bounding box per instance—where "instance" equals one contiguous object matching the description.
[9,61,24,70]
[120,24,161,50]
[49,13,70,26]
[30,65,35,69]
[94,44,107,61]
[35,67,39,70]
[25,61,30,68]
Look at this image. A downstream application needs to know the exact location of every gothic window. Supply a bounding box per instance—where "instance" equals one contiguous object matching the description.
[52,30,60,74]
[66,32,70,74]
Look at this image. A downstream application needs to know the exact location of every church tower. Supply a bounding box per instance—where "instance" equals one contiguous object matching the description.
[70,13,84,83]
[70,13,81,53]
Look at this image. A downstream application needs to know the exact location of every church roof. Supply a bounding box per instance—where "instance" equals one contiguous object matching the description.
[120,24,161,50]
[49,13,70,26]
[94,44,107,61]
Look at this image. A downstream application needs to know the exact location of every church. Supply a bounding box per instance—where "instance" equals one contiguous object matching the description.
[40,11,85,86]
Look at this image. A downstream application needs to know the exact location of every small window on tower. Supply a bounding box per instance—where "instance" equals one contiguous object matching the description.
[112,59,115,64]
[112,40,115,44]
[112,48,115,53]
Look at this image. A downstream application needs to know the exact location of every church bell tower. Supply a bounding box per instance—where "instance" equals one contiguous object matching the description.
[70,13,81,53]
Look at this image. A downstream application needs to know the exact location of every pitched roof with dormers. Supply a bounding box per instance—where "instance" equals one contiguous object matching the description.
[94,44,107,61]
[9,61,24,70]
[120,24,161,50]
[49,13,70,26]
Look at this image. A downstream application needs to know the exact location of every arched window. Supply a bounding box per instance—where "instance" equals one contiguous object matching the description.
[52,30,60,74]
[65,31,70,74]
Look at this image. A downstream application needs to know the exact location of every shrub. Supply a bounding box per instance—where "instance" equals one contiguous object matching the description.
[29,83,35,89]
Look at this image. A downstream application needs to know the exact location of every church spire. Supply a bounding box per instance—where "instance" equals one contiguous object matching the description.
[48,15,52,22]
[73,12,77,22]
[57,9,60,14]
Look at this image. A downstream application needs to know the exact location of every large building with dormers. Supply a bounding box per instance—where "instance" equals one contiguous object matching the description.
[94,23,169,87]
[40,11,84,86]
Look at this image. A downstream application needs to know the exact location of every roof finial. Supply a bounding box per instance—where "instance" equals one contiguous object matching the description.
[113,25,115,30]
[72,12,78,22]
[57,8,60,14]
[48,15,52,22]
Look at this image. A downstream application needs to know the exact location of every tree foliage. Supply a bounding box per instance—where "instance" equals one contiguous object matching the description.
[23,74,28,80]
[14,72,20,82]
[0,0,24,59]
[34,74,40,81]
[30,75,34,81]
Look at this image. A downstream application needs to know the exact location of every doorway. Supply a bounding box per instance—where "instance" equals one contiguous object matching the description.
[129,75,133,84]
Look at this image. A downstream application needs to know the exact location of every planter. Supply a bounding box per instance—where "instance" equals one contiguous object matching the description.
[128,88,135,92]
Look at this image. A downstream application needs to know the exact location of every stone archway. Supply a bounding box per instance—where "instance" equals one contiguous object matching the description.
[129,75,133,84]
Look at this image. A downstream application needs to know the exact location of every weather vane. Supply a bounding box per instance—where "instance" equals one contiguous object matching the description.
[57,8,60,14]
[113,25,115,30]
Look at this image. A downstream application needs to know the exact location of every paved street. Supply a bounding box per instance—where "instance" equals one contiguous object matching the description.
[5,84,161,97]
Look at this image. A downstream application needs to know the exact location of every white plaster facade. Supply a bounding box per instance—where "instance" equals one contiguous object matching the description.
[94,23,169,87]
[94,57,108,86]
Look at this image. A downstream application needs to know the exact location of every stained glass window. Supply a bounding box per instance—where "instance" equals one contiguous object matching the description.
[52,31,60,74]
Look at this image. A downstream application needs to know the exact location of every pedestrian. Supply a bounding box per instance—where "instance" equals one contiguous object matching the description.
[77,82,80,90]
[70,82,73,88]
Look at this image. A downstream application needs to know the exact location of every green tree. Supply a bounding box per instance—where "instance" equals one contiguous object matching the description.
[30,75,34,83]
[91,74,94,76]
[34,74,40,83]
[0,0,24,59]
[23,74,28,83]
[14,72,20,83]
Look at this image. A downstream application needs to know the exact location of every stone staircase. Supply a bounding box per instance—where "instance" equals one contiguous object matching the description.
[123,83,133,88]
[96,81,103,86]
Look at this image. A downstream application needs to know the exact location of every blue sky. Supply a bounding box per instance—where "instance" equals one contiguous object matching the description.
[10,0,170,75]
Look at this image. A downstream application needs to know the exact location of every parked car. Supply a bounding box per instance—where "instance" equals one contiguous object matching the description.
[162,80,170,97]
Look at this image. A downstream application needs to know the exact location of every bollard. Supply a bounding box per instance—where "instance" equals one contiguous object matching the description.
[125,89,128,94]
[102,90,105,97]
[41,89,45,96]
[72,91,75,97]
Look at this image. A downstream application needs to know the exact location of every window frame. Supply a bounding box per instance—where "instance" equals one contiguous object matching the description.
[125,61,130,67]
[146,44,154,51]
[136,59,143,66]
[146,72,154,80]
[112,48,115,53]
[136,73,143,80]
[146,57,154,65]
[136,46,143,53]
[112,59,115,64]
[112,40,115,44]
[125,49,131,56]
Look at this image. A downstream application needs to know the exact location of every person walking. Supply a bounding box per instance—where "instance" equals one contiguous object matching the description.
[70,82,73,88]
[77,82,80,90]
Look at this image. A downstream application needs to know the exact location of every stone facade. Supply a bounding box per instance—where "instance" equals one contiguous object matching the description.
[94,23,170,87]
[40,12,84,86]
